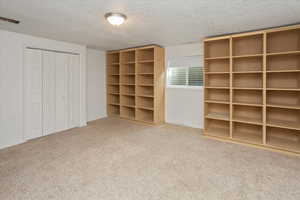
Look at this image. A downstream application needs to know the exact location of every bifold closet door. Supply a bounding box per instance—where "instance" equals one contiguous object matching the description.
[55,53,69,132]
[43,51,56,135]
[24,49,43,140]
[68,54,80,128]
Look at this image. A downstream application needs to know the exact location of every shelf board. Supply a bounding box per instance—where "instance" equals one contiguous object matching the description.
[232,87,263,90]
[138,73,154,75]
[111,62,120,65]
[204,56,229,60]
[205,100,230,104]
[121,83,135,86]
[267,50,300,56]
[233,131,263,145]
[137,106,154,111]
[267,137,300,153]
[139,84,154,87]
[122,61,135,64]
[205,86,230,89]
[205,72,230,74]
[108,92,120,95]
[205,113,230,121]
[109,74,120,76]
[232,116,262,125]
[121,93,135,96]
[232,54,263,58]
[122,73,135,75]
[267,120,300,131]
[267,104,300,110]
[137,94,154,98]
[266,88,300,91]
[121,104,135,108]
[108,103,120,106]
[232,102,263,107]
[108,83,119,86]
[138,60,154,63]
[267,69,300,73]
[232,71,263,74]
[204,127,230,138]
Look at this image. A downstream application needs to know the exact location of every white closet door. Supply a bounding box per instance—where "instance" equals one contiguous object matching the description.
[68,54,80,128]
[43,51,56,135]
[55,53,69,132]
[24,49,43,140]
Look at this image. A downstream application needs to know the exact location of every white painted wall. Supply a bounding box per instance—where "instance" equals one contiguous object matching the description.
[0,29,87,149]
[87,49,106,121]
[165,42,204,129]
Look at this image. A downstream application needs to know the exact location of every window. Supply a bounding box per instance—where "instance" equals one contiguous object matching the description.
[167,55,203,87]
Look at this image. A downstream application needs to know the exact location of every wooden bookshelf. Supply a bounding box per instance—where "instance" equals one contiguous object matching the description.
[204,24,300,154]
[106,45,165,124]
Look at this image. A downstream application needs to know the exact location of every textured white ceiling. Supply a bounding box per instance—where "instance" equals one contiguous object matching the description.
[0,0,300,50]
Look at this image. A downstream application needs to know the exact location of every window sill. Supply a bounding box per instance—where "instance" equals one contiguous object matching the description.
[166,85,203,90]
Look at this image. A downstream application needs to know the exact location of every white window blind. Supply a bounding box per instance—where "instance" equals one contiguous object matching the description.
[167,55,203,87]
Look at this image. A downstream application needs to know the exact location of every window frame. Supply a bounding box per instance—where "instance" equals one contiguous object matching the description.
[166,66,203,90]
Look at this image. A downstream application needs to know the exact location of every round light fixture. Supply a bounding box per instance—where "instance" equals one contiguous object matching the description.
[105,12,127,26]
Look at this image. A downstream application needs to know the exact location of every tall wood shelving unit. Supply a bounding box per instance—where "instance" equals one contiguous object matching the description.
[204,24,300,154]
[106,45,165,124]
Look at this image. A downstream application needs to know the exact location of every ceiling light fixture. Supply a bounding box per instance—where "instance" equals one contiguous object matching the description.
[0,16,20,24]
[105,12,127,26]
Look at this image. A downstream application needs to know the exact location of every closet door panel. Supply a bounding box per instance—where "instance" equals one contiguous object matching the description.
[24,49,43,140]
[68,54,80,128]
[43,51,56,135]
[55,53,69,132]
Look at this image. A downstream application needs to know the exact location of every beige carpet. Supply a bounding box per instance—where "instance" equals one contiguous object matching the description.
[0,118,300,200]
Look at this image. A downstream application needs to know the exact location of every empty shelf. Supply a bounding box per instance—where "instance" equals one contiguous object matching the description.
[267,119,300,131]
[121,93,135,96]
[232,102,263,107]
[267,51,300,56]
[205,86,230,89]
[205,100,230,104]
[232,71,263,74]
[267,70,300,73]
[233,131,263,145]
[137,106,154,111]
[267,104,300,110]
[205,127,230,138]
[232,54,263,58]
[205,56,229,60]
[233,116,262,125]
[206,113,229,121]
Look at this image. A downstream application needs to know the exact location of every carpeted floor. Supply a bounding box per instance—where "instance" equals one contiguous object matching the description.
[0,118,300,200]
